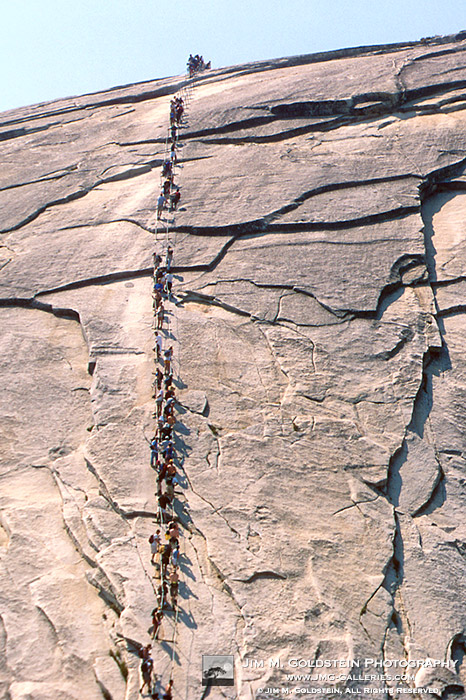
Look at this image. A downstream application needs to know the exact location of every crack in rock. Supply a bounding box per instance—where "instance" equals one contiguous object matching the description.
[231,571,287,583]
[0,296,81,321]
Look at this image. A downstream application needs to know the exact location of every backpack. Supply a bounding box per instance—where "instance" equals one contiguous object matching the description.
[149,534,155,544]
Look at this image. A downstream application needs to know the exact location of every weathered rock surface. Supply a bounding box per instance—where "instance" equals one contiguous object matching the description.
[2,32,466,700]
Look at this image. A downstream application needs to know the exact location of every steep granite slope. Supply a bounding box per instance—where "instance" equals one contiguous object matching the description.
[1,33,466,700]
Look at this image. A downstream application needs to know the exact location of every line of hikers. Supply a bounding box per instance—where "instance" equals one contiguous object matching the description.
[140,645,174,700]
[153,246,174,329]
[138,69,192,700]
[157,94,185,221]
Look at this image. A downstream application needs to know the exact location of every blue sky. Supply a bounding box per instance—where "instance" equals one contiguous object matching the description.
[1,0,465,112]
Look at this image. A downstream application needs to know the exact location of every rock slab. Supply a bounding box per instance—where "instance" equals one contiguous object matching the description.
[2,32,466,699]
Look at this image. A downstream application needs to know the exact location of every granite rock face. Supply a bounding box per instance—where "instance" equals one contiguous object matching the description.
[2,33,466,700]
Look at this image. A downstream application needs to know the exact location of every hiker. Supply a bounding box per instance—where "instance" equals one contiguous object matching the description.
[164,373,173,389]
[170,188,180,211]
[164,275,172,297]
[160,470,173,495]
[157,305,164,330]
[158,271,167,292]
[163,439,174,459]
[165,477,175,504]
[158,492,171,521]
[154,332,163,360]
[163,179,171,197]
[163,679,174,700]
[155,368,163,391]
[170,100,177,126]
[162,440,174,460]
[149,529,161,563]
[154,279,164,299]
[165,246,173,270]
[160,422,172,439]
[170,142,177,163]
[168,470,179,488]
[168,532,179,551]
[153,289,163,310]
[165,521,176,539]
[171,541,180,568]
[166,462,177,479]
[163,348,172,375]
[164,397,175,414]
[151,607,163,639]
[169,568,179,608]
[158,492,171,510]
[161,543,172,575]
[150,437,158,467]
[165,476,175,500]
[157,193,166,217]
[157,579,169,608]
[160,436,170,451]
[167,522,180,543]
[162,159,172,178]
[165,396,175,410]
[156,388,164,417]
[140,654,154,694]
[163,402,174,420]
[153,252,162,269]
[158,458,168,481]
[157,473,166,495]
[170,123,177,142]
[140,644,152,660]
[165,386,175,401]
[165,391,176,406]
[187,54,195,74]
